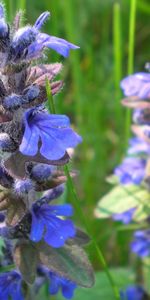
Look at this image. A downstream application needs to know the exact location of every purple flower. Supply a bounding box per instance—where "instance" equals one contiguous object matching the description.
[0,4,9,39]
[112,208,136,224]
[30,203,76,247]
[0,271,23,300]
[128,137,150,155]
[120,286,145,300]
[19,109,82,160]
[133,109,150,125]
[27,33,79,59]
[11,11,79,60]
[121,73,150,98]
[114,157,146,185]
[131,230,150,257]
[49,272,77,299]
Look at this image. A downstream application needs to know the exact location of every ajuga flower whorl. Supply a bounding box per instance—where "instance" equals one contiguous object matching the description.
[0,4,94,300]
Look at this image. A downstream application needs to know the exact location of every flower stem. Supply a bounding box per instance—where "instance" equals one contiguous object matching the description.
[46,80,121,300]
[113,2,123,123]
[125,0,137,145]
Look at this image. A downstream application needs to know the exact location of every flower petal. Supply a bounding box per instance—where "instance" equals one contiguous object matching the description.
[30,211,45,242]
[44,218,76,248]
[34,12,50,30]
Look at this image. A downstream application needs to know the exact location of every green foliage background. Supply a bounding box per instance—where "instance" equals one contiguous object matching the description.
[4,0,150,299]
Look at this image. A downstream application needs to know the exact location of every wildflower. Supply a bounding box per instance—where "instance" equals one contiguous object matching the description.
[120,73,150,98]
[19,109,82,160]
[131,230,150,257]
[120,285,145,300]
[30,203,76,247]
[128,137,150,155]
[133,109,150,125]
[114,157,146,185]
[112,208,136,224]
[11,11,79,60]
[49,272,77,299]
[0,271,23,300]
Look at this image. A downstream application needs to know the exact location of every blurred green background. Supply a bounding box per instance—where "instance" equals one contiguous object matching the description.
[4,0,150,298]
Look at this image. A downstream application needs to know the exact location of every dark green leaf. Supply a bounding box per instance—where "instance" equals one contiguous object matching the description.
[37,241,94,288]
[14,241,38,284]
[67,228,90,246]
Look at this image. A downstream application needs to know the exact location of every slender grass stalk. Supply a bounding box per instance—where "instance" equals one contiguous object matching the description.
[125,0,137,144]
[113,2,122,121]
[60,0,83,125]
[113,3,122,96]
[143,258,150,295]
[46,80,121,300]
[17,0,26,11]
[5,0,15,22]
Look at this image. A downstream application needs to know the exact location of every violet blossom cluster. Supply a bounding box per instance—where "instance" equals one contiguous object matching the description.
[112,69,150,299]
[0,4,94,299]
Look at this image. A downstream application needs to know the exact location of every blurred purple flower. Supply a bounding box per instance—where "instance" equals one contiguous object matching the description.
[0,271,23,300]
[131,230,150,257]
[11,11,79,60]
[113,208,136,224]
[49,272,77,299]
[128,137,150,155]
[121,73,150,98]
[133,109,150,126]
[120,285,145,300]
[114,157,146,185]
[30,203,76,247]
[19,109,82,160]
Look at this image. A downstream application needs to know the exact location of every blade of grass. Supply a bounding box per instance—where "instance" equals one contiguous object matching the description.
[17,0,26,11]
[113,3,122,97]
[60,0,83,126]
[125,0,137,144]
[113,2,123,122]
[46,79,121,300]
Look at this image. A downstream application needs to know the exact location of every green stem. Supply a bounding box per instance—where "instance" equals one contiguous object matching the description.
[16,0,26,11]
[64,166,121,300]
[46,81,121,300]
[113,2,122,85]
[125,0,137,144]
[45,79,56,114]
[142,258,150,295]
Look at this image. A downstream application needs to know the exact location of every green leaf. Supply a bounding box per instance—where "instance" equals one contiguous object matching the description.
[37,241,94,288]
[67,228,90,246]
[14,241,38,284]
[0,238,5,256]
[57,268,135,300]
[95,184,150,219]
